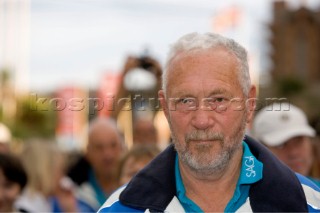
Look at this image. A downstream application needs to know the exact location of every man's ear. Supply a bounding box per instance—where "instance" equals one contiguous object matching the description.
[246,85,257,124]
[158,90,169,119]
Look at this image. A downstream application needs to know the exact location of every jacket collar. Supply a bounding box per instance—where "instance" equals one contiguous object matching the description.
[245,136,308,211]
[120,136,307,212]
[120,143,176,212]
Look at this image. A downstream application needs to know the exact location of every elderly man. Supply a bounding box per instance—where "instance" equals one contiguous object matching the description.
[68,117,124,211]
[253,102,320,187]
[98,33,320,212]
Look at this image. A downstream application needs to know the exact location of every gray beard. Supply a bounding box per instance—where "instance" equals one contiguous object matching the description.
[170,114,247,176]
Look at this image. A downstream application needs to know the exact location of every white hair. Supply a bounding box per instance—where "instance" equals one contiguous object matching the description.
[163,32,251,96]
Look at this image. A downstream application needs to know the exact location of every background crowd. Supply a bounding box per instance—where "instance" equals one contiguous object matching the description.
[1,53,320,212]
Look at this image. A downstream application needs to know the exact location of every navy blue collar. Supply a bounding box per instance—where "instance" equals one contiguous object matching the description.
[120,136,308,212]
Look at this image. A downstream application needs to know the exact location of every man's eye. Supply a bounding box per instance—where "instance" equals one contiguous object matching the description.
[182,99,191,104]
[206,97,226,104]
[179,98,195,104]
[175,97,198,111]
[215,97,225,102]
[202,97,229,112]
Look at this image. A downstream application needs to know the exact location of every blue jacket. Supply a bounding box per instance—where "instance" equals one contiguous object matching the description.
[99,136,320,212]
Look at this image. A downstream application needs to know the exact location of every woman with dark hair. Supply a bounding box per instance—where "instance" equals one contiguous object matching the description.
[0,153,27,212]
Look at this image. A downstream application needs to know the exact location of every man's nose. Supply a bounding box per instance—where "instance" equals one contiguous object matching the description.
[102,147,113,156]
[191,107,214,130]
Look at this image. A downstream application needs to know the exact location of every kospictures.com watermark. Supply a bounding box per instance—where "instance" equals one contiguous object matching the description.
[29,93,291,115]
[29,93,162,114]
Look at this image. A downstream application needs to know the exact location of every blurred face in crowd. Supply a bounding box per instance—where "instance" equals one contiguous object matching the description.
[0,169,21,212]
[159,48,256,174]
[133,120,158,145]
[119,156,152,186]
[0,143,9,153]
[86,123,123,178]
[268,136,313,176]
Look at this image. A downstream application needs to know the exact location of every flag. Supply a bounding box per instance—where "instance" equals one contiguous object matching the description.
[212,6,242,33]
[97,72,122,117]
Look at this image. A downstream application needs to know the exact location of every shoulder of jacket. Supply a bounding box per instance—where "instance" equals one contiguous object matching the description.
[98,185,126,211]
[98,186,146,213]
[296,173,320,211]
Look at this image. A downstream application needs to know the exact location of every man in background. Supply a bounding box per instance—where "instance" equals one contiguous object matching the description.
[68,117,124,211]
[132,118,158,145]
[252,102,320,187]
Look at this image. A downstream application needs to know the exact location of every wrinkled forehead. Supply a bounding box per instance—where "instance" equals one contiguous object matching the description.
[169,48,237,76]
[167,48,239,85]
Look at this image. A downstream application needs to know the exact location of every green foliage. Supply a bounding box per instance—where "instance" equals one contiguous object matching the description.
[1,69,56,139]
[11,96,57,139]
[0,69,10,85]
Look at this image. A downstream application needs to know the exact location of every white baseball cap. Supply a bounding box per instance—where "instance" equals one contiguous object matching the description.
[252,103,315,147]
[0,123,11,144]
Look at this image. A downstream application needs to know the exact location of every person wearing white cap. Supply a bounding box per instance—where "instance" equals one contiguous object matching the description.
[0,123,12,153]
[252,102,319,186]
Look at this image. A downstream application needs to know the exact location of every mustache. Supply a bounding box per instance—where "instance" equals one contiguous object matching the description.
[185,131,224,142]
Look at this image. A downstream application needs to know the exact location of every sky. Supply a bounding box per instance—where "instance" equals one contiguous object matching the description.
[7,0,320,92]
